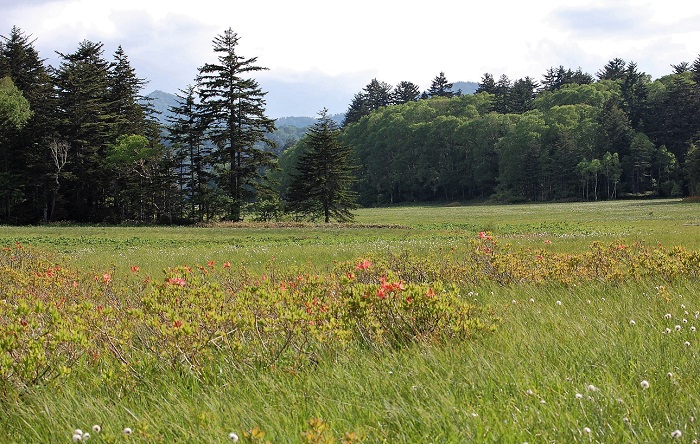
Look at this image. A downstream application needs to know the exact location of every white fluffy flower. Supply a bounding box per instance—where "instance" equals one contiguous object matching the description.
[671,429,682,438]
[123,428,133,436]
[72,433,82,443]
[640,380,650,389]
[92,425,101,433]
[583,427,591,434]
[229,432,239,442]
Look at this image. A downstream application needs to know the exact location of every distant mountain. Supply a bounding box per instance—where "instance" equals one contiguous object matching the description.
[145,90,179,123]
[452,81,479,95]
[145,90,345,128]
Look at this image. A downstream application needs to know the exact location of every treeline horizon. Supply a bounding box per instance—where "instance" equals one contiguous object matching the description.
[1,24,700,225]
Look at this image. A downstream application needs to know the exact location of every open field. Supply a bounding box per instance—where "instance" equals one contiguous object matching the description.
[2,199,700,443]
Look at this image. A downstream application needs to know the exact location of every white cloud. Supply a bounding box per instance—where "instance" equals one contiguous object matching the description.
[2,0,700,116]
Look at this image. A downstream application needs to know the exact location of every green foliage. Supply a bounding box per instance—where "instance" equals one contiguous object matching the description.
[286,109,358,222]
[0,76,31,129]
[197,28,276,221]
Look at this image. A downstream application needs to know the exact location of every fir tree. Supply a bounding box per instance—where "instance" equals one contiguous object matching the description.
[428,72,454,98]
[286,108,357,223]
[197,28,275,221]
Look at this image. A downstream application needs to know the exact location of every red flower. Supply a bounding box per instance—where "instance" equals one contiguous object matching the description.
[131,265,140,273]
[223,261,231,269]
[166,277,186,287]
[102,273,111,284]
[427,287,435,298]
[377,287,387,299]
[356,259,372,271]
[207,260,215,268]
[173,320,183,328]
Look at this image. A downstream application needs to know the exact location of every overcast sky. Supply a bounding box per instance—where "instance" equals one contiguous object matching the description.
[2,0,699,117]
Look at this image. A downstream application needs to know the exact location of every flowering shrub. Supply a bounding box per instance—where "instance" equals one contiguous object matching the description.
[2,234,700,392]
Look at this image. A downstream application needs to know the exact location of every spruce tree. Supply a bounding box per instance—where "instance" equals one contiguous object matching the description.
[196,28,275,221]
[53,40,113,221]
[391,81,420,105]
[428,72,454,98]
[286,108,357,223]
[0,26,55,223]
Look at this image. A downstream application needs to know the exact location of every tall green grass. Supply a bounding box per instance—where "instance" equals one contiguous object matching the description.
[2,199,700,442]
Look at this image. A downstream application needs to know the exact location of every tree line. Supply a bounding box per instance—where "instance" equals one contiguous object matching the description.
[326,59,700,205]
[2,24,700,225]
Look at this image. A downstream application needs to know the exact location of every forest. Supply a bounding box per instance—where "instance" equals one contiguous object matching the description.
[2,25,700,224]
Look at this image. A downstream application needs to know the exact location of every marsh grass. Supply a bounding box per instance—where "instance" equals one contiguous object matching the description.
[2,199,700,442]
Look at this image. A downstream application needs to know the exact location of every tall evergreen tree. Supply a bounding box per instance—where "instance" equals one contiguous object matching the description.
[391,81,420,105]
[493,74,512,113]
[167,84,213,222]
[342,92,369,127]
[509,77,539,114]
[196,28,275,221]
[364,78,392,110]
[428,72,454,98]
[597,58,628,81]
[286,108,357,223]
[53,40,113,221]
[476,73,497,94]
[0,26,55,223]
[108,46,151,136]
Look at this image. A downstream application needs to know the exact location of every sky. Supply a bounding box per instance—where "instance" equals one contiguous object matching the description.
[1,0,699,117]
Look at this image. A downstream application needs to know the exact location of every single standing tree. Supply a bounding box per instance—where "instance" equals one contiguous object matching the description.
[286,108,357,223]
[197,28,275,221]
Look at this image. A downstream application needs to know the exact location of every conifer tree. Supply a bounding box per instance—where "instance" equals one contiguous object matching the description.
[0,26,55,223]
[53,40,113,221]
[197,28,275,221]
[391,81,420,105]
[286,108,357,223]
[428,72,454,98]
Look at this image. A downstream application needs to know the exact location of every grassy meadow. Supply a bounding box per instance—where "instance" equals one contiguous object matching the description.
[2,199,700,443]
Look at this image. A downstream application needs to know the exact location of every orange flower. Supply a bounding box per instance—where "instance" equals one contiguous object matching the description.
[130,265,140,272]
[223,261,231,269]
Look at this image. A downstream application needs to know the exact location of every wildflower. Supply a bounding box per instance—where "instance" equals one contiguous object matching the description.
[676,325,682,331]
[92,425,101,433]
[229,432,239,442]
[123,428,132,435]
[685,341,691,347]
[665,313,673,319]
[526,389,534,395]
[665,328,672,334]
[471,412,478,417]
[540,399,546,404]
[512,300,517,304]
[427,287,435,298]
[102,273,111,284]
[683,318,688,323]
[667,372,673,378]
[671,430,682,438]
[223,261,231,269]
[583,427,591,434]
[691,326,696,332]
[587,384,598,392]
[207,260,215,268]
[82,432,90,441]
[575,393,583,399]
[72,433,83,442]
[74,429,83,436]
[130,265,139,272]
[545,239,552,244]
[355,259,371,271]
[630,319,636,326]
[556,300,562,306]
[640,380,650,389]
[530,298,535,303]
